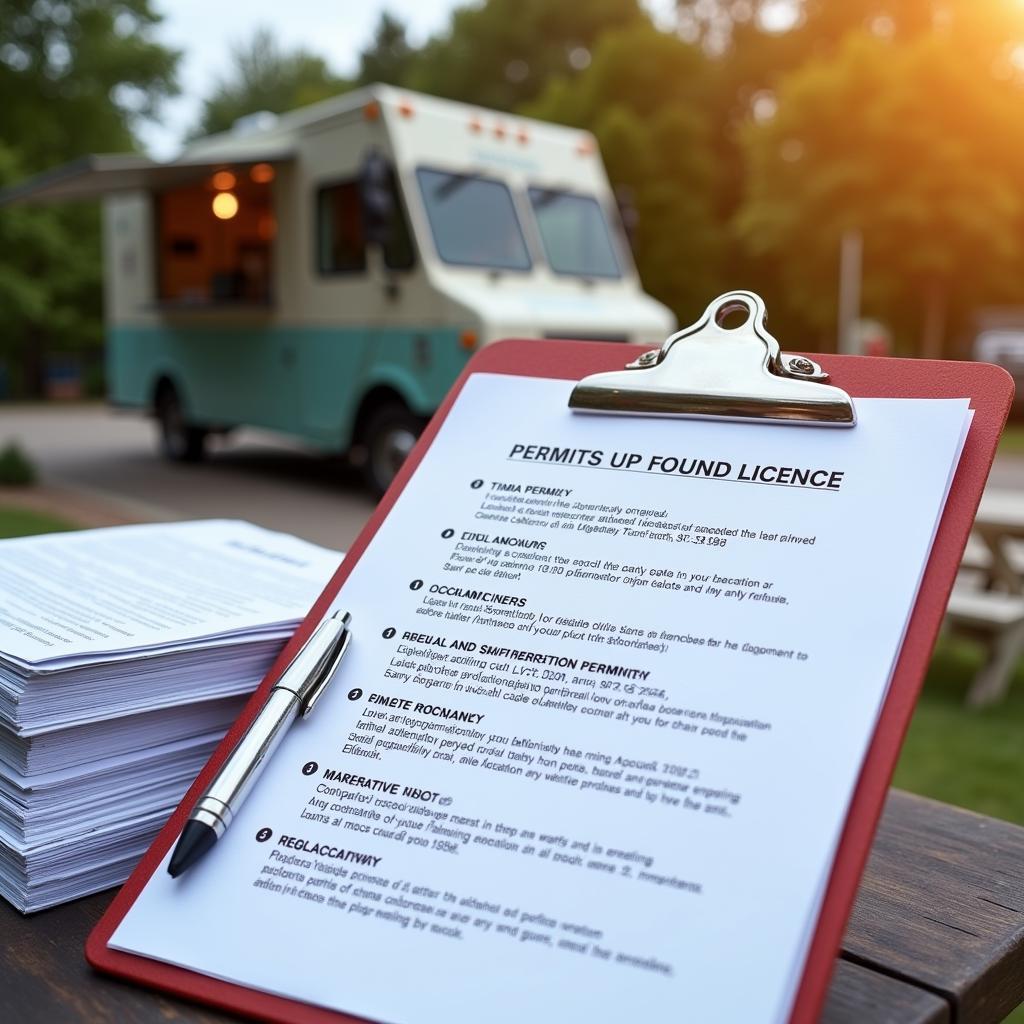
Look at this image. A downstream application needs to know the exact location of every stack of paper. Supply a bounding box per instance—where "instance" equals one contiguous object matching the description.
[0,520,340,912]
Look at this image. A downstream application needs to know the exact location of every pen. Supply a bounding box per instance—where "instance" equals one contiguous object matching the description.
[168,610,352,878]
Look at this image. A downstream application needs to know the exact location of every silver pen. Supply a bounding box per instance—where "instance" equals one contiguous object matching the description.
[168,610,352,878]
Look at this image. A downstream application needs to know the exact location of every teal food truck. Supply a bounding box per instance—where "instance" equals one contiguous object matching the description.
[5,86,674,493]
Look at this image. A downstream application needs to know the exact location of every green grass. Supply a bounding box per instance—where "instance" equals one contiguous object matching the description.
[895,637,1024,824]
[997,423,1024,456]
[0,506,78,539]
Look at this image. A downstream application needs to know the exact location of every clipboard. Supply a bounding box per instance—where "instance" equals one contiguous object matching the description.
[87,291,1013,1024]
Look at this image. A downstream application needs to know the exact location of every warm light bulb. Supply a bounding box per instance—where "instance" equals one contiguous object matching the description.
[250,163,275,184]
[212,192,239,219]
[211,170,236,190]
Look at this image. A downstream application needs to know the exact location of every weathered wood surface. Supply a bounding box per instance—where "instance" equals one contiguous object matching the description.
[843,789,1024,1023]
[823,960,949,1024]
[0,886,234,1023]
[1,790,1021,1023]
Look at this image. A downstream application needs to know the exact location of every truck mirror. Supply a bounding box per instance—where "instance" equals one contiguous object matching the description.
[615,185,639,251]
[358,149,396,250]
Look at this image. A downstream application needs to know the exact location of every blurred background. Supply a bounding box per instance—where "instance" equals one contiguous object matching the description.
[9,0,1024,394]
[1,0,1024,896]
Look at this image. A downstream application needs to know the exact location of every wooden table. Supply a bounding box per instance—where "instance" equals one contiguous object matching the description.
[2,791,1023,1023]
[973,491,1024,594]
[945,489,1024,704]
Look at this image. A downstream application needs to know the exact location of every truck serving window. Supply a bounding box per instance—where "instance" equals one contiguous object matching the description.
[416,168,531,271]
[527,188,621,279]
[156,170,274,305]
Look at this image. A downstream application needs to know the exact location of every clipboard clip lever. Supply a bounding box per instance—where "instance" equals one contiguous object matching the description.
[569,291,856,426]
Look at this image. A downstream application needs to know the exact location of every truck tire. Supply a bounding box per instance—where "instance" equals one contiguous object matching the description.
[156,385,207,462]
[360,401,422,497]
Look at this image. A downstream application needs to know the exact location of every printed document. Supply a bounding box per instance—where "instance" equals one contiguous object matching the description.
[0,520,339,667]
[111,375,970,1024]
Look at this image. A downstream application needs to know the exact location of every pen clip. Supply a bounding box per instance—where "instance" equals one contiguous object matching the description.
[301,613,352,719]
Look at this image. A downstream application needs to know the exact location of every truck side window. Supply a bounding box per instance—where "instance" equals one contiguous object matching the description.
[527,187,622,279]
[316,172,414,275]
[416,168,531,271]
[317,181,366,274]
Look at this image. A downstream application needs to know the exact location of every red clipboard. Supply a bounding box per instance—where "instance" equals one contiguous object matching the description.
[87,337,1012,1024]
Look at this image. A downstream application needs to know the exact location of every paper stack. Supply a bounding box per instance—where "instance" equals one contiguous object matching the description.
[0,519,340,912]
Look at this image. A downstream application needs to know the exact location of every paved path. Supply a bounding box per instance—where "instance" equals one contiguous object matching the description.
[985,455,1024,490]
[0,404,375,552]
[4,403,1024,553]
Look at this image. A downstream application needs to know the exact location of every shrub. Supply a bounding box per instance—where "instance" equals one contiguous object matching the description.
[0,442,36,485]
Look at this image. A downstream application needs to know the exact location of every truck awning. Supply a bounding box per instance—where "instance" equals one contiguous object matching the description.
[0,149,295,205]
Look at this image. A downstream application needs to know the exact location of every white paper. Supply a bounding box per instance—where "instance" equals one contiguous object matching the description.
[110,375,970,1024]
[0,520,342,912]
[0,520,340,666]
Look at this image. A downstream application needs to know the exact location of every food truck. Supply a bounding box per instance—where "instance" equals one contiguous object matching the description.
[5,85,675,493]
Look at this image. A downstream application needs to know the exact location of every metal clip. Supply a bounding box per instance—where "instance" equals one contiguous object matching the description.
[301,613,352,719]
[272,611,353,719]
[569,290,855,426]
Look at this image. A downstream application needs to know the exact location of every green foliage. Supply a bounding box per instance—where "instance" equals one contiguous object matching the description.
[676,0,1024,57]
[526,23,722,324]
[0,146,103,393]
[356,13,417,88]
[7,0,1024,371]
[0,1,179,170]
[658,1,1024,350]
[406,0,647,111]
[735,31,1024,352]
[0,1,178,396]
[0,442,36,485]
[192,28,350,137]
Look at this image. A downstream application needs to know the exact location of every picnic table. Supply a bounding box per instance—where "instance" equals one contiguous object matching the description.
[972,491,1024,595]
[946,489,1024,704]
[1,790,1022,1023]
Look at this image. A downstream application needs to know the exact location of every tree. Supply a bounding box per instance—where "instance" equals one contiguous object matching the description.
[673,0,1024,56]
[527,23,722,324]
[356,12,416,87]
[0,0,178,171]
[192,28,349,138]
[735,31,1024,355]
[0,0,179,396]
[408,0,648,111]
[660,0,1024,349]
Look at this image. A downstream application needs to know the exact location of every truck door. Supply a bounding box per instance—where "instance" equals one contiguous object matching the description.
[303,156,419,451]
[301,176,375,442]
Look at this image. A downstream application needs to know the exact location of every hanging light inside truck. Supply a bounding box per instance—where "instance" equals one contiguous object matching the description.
[250,163,275,184]
[212,192,239,219]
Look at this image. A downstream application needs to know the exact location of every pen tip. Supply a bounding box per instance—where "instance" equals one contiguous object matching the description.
[168,820,218,878]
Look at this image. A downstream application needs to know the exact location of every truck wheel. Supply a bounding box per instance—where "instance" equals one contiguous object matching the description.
[156,385,207,462]
[360,402,422,497]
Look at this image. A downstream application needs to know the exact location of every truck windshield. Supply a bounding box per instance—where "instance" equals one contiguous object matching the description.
[527,188,621,279]
[416,168,531,271]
